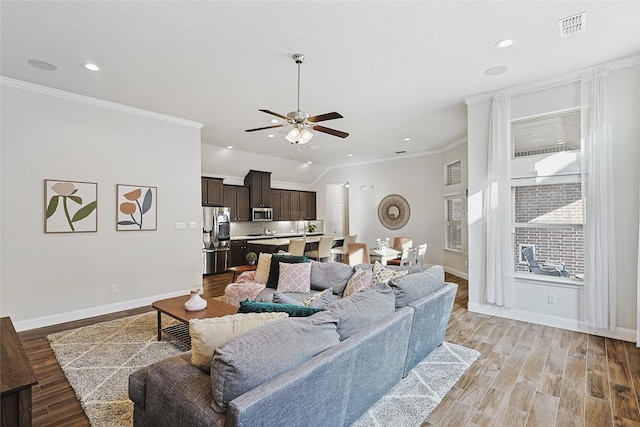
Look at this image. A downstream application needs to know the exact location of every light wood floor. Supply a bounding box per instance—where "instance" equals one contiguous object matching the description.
[17,272,640,427]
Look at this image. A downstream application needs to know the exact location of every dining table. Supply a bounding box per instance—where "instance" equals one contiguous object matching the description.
[369,247,401,265]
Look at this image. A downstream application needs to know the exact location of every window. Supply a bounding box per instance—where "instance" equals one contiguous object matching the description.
[445,196,462,251]
[446,161,461,185]
[512,110,580,158]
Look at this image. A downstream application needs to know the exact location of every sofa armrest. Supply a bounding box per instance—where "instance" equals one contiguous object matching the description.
[129,366,148,408]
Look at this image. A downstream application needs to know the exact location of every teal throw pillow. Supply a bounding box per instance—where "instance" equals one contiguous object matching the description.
[266,255,309,289]
[238,300,322,317]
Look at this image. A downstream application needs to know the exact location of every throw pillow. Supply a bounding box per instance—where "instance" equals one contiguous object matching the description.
[253,253,272,284]
[277,262,312,293]
[309,260,355,295]
[266,255,308,289]
[389,265,445,308]
[189,312,288,373]
[372,261,409,284]
[272,291,303,306]
[210,311,340,413]
[324,283,396,340]
[300,288,333,308]
[238,300,322,317]
[342,268,373,297]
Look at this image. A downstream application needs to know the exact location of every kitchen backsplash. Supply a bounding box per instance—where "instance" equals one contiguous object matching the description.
[230,220,323,237]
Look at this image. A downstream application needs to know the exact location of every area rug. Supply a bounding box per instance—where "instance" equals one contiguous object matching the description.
[48,312,479,427]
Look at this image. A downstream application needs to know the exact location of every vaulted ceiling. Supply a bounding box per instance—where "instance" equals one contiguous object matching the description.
[2,1,639,170]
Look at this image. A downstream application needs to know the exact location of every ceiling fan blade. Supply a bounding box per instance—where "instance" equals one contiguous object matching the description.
[245,124,287,132]
[312,125,349,138]
[307,112,343,123]
[259,109,290,121]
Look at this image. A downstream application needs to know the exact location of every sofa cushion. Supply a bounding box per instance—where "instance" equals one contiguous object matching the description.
[189,312,288,373]
[372,261,409,284]
[388,265,445,308]
[277,262,312,293]
[272,288,333,309]
[309,260,354,295]
[342,268,373,297]
[238,300,322,317]
[254,253,272,284]
[210,310,340,413]
[266,255,309,289]
[354,263,428,275]
[324,283,396,340]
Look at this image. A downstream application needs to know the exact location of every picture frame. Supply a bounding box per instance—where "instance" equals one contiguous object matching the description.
[116,184,157,231]
[44,179,98,233]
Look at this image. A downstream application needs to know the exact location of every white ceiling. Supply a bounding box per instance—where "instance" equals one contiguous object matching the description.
[2,1,639,168]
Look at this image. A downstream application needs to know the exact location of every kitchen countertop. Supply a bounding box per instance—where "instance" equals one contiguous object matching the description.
[246,235,344,246]
[231,232,324,241]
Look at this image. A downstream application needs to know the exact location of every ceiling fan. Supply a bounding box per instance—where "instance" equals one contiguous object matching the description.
[245,53,349,145]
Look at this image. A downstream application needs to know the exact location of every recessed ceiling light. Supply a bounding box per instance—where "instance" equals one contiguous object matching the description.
[347,154,354,157]
[270,119,279,124]
[226,146,233,149]
[82,62,100,71]
[28,59,57,71]
[485,65,508,76]
[557,140,566,145]
[267,134,275,138]
[496,39,515,48]
[306,161,313,164]
[526,133,538,137]
[308,145,318,150]
[403,137,411,142]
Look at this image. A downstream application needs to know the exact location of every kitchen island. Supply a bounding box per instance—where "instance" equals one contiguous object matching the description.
[247,235,343,255]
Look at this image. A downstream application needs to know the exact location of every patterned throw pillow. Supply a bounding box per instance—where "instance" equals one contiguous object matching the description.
[277,262,312,293]
[253,253,272,284]
[372,261,408,284]
[300,288,333,308]
[342,268,373,297]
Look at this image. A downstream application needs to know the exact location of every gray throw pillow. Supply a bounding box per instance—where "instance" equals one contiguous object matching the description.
[388,265,445,308]
[210,311,340,413]
[309,260,354,295]
[324,283,395,340]
[273,288,334,308]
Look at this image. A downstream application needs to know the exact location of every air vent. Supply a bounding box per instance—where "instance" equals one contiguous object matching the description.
[559,12,586,37]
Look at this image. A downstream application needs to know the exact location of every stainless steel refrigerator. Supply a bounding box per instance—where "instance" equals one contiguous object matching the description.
[202,207,230,274]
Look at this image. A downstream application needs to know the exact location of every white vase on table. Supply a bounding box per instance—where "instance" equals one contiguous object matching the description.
[184,290,207,311]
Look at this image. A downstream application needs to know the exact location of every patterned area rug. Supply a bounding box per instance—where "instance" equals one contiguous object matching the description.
[48,312,479,427]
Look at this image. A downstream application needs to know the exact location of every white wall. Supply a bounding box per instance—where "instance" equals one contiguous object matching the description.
[466,62,639,341]
[0,79,204,330]
[313,152,454,269]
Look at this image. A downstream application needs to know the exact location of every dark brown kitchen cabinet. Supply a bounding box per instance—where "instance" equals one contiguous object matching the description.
[290,191,300,220]
[280,190,292,220]
[299,191,309,220]
[201,177,224,206]
[223,185,250,222]
[244,170,271,208]
[229,239,248,267]
[307,192,317,220]
[271,189,282,220]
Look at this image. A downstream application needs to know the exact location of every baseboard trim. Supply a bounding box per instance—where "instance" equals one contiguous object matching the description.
[468,302,637,343]
[444,266,468,280]
[13,288,194,332]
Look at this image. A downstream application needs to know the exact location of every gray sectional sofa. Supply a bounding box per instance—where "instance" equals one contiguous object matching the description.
[129,264,457,427]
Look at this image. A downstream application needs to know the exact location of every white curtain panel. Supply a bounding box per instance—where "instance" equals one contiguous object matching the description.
[581,68,617,331]
[484,95,514,307]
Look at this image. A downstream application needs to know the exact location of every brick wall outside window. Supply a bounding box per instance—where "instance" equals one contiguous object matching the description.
[514,183,584,276]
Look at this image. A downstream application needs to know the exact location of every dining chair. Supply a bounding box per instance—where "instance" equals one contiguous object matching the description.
[331,234,357,263]
[415,243,428,266]
[305,236,334,262]
[287,238,307,257]
[347,243,370,266]
[392,237,413,251]
[387,247,416,266]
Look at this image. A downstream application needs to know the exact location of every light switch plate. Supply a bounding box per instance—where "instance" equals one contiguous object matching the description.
[189,221,197,229]
[175,222,186,230]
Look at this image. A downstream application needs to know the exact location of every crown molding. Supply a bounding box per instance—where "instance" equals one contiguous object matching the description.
[1,77,204,129]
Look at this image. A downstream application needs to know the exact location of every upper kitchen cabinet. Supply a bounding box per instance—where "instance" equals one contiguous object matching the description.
[223,185,250,221]
[244,170,271,208]
[303,191,317,220]
[201,177,224,206]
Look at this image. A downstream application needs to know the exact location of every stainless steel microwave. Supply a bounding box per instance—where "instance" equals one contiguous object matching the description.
[252,207,273,221]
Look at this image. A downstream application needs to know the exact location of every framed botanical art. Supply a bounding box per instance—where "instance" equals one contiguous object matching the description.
[117,184,157,231]
[45,179,98,233]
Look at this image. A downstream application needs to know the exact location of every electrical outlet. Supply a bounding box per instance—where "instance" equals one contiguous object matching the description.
[110,284,118,294]
[175,222,186,230]
[189,221,197,229]
[548,293,556,304]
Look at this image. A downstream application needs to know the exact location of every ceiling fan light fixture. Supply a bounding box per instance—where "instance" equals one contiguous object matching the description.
[285,127,301,143]
[299,128,314,144]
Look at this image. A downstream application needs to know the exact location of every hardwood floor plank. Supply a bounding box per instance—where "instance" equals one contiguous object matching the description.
[585,395,613,427]
[526,391,559,427]
[558,379,585,416]
[509,379,538,413]
[470,387,507,426]
[610,384,640,422]
[556,410,584,427]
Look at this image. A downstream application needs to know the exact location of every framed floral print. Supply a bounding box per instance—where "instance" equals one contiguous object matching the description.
[117,184,157,231]
[45,179,98,233]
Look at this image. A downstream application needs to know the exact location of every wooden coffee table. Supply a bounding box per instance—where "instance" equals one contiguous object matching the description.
[152,295,238,348]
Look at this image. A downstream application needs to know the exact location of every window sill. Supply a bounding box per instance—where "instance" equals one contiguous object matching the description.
[513,272,583,288]
[444,248,463,254]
